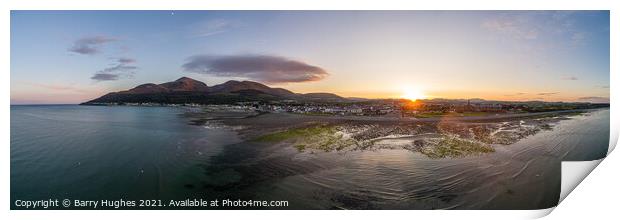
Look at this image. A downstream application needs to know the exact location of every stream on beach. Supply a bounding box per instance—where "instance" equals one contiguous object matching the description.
[11,105,609,209]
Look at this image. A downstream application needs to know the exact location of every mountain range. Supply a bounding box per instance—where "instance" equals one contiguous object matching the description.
[82,77,348,105]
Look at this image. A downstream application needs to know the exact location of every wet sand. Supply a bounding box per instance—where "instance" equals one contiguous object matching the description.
[186,109,592,154]
[180,108,608,209]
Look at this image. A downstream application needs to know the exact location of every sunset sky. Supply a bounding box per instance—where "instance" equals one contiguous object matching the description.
[11,11,609,104]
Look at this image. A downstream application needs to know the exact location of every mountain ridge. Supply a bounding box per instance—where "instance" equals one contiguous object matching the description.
[83,77,347,104]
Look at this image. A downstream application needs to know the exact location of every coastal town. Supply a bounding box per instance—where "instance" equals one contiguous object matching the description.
[95,98,609,118]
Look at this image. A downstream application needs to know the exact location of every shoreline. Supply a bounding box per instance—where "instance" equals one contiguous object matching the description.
[185,108,602,158]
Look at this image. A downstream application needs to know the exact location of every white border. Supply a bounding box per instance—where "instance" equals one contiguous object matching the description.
[3,0,618,219]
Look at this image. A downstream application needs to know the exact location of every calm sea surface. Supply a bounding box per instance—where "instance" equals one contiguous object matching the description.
[10,105,610,209]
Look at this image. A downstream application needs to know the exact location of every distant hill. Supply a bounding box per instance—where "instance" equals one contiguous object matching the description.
[300,93,348,102]
[82,77,347,105]
[208,80,298,98]
[117,77,209,95]
[159,77,209,92]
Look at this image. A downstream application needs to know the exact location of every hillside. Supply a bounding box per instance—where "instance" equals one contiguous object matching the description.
[82,77,347,105]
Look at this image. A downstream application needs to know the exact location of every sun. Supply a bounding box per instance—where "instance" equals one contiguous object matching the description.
[401,87,426,101]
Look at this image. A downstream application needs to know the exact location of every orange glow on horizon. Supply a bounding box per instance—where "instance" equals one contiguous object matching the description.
[401,87,427,101]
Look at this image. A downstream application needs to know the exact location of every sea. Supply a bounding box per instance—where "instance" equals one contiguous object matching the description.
[10,105,610,209]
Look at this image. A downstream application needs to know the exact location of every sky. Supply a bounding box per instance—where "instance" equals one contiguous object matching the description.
[10,11,610,104]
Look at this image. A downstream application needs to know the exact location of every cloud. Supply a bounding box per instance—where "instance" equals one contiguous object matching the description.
[182,54,329,83]
[192,19,240,38]
[91,73,120,81]
[600,85,610,89]
[68,36,117,55]
[504,92,527,96]
[117,57,136,64]
[67,37,137,81]
[91,59,138,82]
[562,76,579,80]
[481,12,593,46]
[537,92,558,96]
[100,63,137,74]
[482,19,539,40]
[578,96,609,103]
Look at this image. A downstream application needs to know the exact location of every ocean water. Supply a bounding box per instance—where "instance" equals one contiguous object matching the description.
[11,105,242,207]
[10,105,610,209]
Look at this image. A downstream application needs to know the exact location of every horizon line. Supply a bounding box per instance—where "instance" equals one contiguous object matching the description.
[10,97,610,106]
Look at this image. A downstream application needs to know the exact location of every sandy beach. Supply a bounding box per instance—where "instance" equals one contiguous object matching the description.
[185,108,595,158]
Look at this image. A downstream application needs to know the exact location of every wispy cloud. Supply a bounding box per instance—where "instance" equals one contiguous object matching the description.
[91,73,120,81]
[91,58,138,82]
[537,92,558,96]
[191,19,240,38]
[68,37,137,81]
[504,92,527,96]
[481,18,539,40]
[481,11,592,46]
[182,54,329,83]
[117,57,136,64]
[68,36,116,55]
